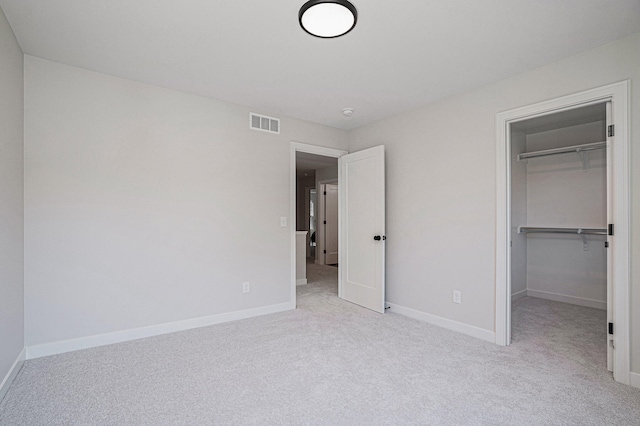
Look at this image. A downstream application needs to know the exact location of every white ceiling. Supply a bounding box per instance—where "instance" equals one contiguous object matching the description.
[1,0,639,130]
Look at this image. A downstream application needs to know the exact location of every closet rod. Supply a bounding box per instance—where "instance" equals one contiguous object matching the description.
[518,226,607,235]
[517,141,606,161]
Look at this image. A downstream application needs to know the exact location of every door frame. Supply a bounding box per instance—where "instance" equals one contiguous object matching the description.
[290,142,347,308]
[495,81,630,384]
[304,187,312,258]
[316,179,338,265]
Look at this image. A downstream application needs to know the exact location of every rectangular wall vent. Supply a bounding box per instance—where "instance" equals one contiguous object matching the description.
[250,112,280,134]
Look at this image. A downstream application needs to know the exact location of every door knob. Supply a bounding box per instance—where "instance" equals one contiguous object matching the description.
[374,235,386,241]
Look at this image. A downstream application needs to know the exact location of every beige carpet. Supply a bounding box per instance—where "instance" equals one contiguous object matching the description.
[1,262,639,425]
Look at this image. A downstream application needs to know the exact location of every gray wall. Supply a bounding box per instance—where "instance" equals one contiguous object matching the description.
[0,5,24,393]
[24,56,348,347]
[525,122,607,307]
[296,174,315,231]
[348,32,640,373]
[510,131,527,298]
[315,165,338,187]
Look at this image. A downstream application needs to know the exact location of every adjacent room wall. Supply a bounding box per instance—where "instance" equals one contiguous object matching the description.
[348,32,640,372]
[296,173,315,231]
[511,121,607,308]
[510,131,527,300]
[525,122,607,308]
[24,56,348,351]
[0,5,25,397]
[315,165,338,187]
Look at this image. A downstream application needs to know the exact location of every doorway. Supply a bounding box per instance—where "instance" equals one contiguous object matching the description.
[290,142,387,313]
[290,143,346,307]
[495,81,630,385]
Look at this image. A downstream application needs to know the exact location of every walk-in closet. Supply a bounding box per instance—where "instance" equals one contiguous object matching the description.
[509,102,611,369]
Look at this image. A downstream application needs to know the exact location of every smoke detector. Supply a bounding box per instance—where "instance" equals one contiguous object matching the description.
[342,108,354,117]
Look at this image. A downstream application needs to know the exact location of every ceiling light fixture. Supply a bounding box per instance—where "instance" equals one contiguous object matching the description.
[342,108,354,117]
[299,0,358,39]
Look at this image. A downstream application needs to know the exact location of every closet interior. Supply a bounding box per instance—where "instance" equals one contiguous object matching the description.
[509,102,610,360]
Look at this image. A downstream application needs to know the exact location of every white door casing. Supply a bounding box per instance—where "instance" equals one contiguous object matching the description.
[339,145,386,313]
[606,101,614,372]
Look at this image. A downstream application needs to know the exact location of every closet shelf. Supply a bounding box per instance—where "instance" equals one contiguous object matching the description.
[518,226,607,250]
[518,226,607,235]
[517,141,606,161]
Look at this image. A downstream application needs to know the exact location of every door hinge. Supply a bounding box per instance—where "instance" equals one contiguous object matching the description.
[608,322,614,335]
[604,241,609,248]
[324,191,327,195]
[608,224,614,236]
[608,125,615,137]
[323,220,327,224]
[323,249,326,254]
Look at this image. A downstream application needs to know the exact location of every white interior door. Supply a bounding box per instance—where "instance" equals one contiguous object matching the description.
[339,145,385,313]
[324,184,339,265]
[606,101,614,372]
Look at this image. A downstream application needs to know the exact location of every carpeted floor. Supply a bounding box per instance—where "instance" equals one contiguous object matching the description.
[1,262,639,425]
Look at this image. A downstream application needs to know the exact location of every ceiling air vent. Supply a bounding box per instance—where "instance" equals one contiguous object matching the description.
[250,112,280,134]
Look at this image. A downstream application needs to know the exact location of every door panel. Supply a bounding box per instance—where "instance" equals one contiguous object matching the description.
[339,145,385,313]
[324,184,339,265]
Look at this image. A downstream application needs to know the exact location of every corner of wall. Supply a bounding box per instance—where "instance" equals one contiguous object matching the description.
[0,348,25,403]
[630,372,640,389]
[0,1,26,404]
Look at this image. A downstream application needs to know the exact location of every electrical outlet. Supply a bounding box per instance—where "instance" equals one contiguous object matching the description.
[242,282,250,293]
[453,290,462,304]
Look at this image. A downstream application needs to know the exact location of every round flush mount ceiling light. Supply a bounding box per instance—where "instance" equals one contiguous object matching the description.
[342,108,354,117]
[299,0,358,38]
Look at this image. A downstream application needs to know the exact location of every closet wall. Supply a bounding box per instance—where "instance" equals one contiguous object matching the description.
[511,106,607,309]
[511,131,528,299]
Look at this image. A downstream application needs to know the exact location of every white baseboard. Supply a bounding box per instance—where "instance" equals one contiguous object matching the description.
[630,372,640,389]
[386,302,495,343]
[296,278,307,286]
[526,289,606,310]
[26,301,294,360]
[511,289,527,302]
[0,347,25,403]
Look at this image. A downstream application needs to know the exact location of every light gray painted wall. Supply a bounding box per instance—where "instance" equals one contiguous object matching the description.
[315,165,338,188]
[0,6,24,388]
[348,32,640,372]
[525,122,607,305]
[296,174,315,231]
[24,56,348,347]
[510,131,527,297]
